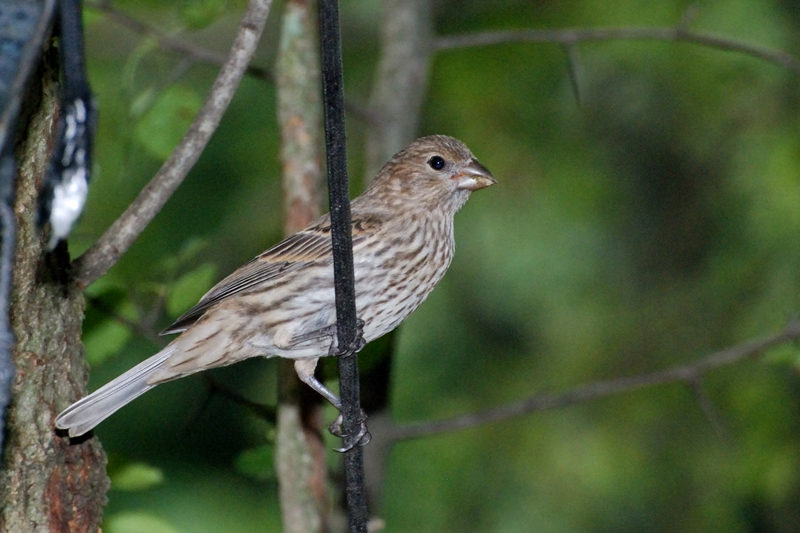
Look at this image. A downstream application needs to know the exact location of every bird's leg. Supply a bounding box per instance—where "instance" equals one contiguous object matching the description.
[313,318,370,451]
[293,357,371,452]
[294,358,341,408]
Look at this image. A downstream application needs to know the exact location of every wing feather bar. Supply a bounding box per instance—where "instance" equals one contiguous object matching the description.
[161,229,333,335]
[160,211,383,335]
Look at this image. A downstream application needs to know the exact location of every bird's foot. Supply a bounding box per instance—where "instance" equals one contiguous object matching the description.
[328,318,367,357]
[330,409,371,452]
[352,318,367,352]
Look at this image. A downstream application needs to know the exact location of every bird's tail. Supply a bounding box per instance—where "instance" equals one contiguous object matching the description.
[55,346,177,437]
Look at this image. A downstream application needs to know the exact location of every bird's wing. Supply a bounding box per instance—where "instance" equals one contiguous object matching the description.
[161,211,384,335]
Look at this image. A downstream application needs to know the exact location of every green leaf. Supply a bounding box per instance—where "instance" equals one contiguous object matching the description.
[235,444,275,481]
[110,462,165,491]
[84,320,133,367]
[167,263,218,318]
[134,85,202,160]
[104,512,180,533]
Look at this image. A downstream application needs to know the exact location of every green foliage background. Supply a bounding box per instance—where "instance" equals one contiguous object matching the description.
[73,0,800,531]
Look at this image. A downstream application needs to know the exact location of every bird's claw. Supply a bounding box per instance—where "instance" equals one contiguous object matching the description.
[328,318,367,357]
[354,318,366,350]
[330,409,371,452]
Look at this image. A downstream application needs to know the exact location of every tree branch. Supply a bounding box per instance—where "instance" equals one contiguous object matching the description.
[359,0,434,514]
[85,0,273,82]
[203,375,276,423]
[686,376,728,438]
[86,2,388,125]
[388,318,800,442]
[363,0,433,182]
[435,26,800,75]
[73,0,274,289]
[84,294,163,345]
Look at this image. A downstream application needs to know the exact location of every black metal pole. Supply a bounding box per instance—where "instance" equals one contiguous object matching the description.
[317,0,369,530]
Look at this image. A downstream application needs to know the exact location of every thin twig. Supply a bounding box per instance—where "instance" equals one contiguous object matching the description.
[435,27,800,75]
[685,376,728,438]
[563,43,582,106]
[87,1,383,125]
[85,0,273,82]
[73,0,273,289]
[388,319,800,442]
[204,374,276,423]
[84,294,163,345]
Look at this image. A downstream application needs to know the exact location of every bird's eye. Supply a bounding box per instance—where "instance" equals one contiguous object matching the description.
[428,155,446,171]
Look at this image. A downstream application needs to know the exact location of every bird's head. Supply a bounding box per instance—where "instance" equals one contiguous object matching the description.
[367,135,496,214]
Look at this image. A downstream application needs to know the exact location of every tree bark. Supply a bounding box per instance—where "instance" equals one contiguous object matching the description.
[0,47,108,532]
[364,0,432,184]
[274,0,328,531]
[360,0,433,513]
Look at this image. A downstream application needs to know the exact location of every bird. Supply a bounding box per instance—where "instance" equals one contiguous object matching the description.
[55,135,496,445]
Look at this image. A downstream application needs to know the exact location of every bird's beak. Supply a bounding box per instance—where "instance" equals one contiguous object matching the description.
[454,159,497,191]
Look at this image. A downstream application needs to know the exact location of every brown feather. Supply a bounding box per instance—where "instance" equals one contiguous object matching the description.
[55,135,495,438]
[162,212,386,334]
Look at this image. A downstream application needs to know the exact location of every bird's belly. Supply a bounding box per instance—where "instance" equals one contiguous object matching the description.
[238,240,452,357]
[354,251,451,342]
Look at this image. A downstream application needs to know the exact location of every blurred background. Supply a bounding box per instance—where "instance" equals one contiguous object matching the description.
[74,0,800,531]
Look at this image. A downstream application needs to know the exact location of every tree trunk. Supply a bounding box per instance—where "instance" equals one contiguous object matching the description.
[364,0,432,183]
[360,0,433,513]
[274,0,328,531]
[0,46,108,533]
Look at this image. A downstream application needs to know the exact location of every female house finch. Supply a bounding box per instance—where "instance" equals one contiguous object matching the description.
[56,135,496,438]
